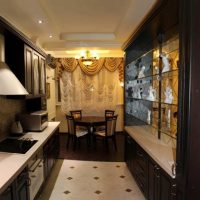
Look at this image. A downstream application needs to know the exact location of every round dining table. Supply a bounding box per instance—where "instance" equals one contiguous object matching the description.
[75,116,105,129]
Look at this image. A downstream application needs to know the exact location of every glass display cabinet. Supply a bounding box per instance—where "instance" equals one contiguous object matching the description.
[125,34,179,142]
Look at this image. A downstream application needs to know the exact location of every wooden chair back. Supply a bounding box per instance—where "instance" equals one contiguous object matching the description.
[106,115,118,136]
[105,110,115,117]
[70,110,82,120]
[66,115,76,135]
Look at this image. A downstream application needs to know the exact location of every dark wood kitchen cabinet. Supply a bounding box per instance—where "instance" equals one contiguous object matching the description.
[125,133,176,200]
[0,186,13,200]
[43,128,59,180]
[0,169,30,200]
[14,169,30,200]
[24,45,46,95]
[148,158,176,200]
[4,31,46,97]
[0,17,46,98]
[125,134,148,196]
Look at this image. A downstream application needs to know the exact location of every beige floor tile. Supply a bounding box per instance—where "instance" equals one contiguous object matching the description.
[39,159,145,200]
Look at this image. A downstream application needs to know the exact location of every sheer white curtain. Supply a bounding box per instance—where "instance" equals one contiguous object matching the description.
[60,66,121,116]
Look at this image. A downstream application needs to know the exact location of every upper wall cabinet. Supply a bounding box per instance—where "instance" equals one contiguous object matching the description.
[24,45,46,95]
[5,31,46,98]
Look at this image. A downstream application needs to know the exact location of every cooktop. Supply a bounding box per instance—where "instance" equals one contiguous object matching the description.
[0,138,38,154]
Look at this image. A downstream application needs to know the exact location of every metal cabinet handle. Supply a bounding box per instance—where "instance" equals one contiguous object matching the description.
[154,165,160,178]
[171,163,176,176]
[136,150,143,157]
[26,177,31,186]
[29,159,43,173]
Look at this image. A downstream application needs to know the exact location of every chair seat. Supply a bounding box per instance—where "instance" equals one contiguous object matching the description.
[95,125,105,131]
[94,130,106,137]
[76,129,88,137]
[76,126,87,131]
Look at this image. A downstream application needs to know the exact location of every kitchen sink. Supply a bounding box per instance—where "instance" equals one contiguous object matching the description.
[0,138,38,154]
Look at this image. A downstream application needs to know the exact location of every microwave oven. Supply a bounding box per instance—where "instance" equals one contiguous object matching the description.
[19,110,48,132]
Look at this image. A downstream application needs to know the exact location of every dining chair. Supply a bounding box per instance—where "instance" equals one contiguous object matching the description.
[95,110,115,132]
[70,110,82,119]
[93,115,118,151]
[105,110,115,117]
[70,110,88,131]
[66,115,89,150]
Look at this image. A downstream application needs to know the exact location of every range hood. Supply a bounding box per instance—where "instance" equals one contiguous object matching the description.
[0,34,28,95]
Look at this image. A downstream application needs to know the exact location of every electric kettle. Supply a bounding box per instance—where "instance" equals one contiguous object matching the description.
[11,120,23,134]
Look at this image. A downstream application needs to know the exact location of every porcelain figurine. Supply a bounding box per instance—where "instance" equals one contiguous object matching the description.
[137,88,142,99]
[147,86,156,101]
[147,110,151,124]
[138,66,145,78]
[166,109,171,129]
[160,53,171,73]
[164,86,174,104]
[154,66,159,74]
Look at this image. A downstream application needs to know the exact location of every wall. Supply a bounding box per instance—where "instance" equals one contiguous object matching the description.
[0,97,25,140]
[46,66,56,121]
[55,78,124,133]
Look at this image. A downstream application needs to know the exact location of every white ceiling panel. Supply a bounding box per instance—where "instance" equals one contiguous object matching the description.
[0,0,158,57]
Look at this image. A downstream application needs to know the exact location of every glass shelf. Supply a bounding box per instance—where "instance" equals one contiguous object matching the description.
[126,97,178,106]
[126,69,179,82]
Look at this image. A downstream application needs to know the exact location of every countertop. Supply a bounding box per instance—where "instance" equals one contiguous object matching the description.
[0,121,60,194]
[125,126,175,178]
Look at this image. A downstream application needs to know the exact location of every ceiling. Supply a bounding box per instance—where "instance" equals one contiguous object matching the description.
[0,0,157,58]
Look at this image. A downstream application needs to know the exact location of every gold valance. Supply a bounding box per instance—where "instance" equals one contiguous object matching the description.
[78,58,105,75]
[51,57,124,81]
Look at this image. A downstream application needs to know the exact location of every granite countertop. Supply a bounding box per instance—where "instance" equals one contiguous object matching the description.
[125,126,176,178]
[0,121,60,194]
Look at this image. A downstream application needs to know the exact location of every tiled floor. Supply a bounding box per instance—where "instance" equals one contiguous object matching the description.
[39,159,145,200]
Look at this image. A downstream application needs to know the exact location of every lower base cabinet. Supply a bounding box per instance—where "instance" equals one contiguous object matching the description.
[125,132,176,200]
[43,128,59,180]
[0,127,60,200]
[0,169,30,200]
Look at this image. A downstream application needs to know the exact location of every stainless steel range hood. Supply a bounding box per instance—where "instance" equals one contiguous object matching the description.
[0,34,28,95]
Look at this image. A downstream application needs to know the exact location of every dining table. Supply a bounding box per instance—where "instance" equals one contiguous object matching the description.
[75,116,106,133]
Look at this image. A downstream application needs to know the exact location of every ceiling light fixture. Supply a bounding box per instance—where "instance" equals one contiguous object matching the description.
[78,50,99,66]
[38,20,43,24]
[49,35,53,38]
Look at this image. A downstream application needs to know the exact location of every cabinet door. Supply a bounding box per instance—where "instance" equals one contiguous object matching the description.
[43,128,59,180]
[159,170,176,200]
[148,159,161,200]
[16,182,29,200]
[148,158,175,200]
[32,52,40,95]
[148,159,157,200]
[15,170,30,200]
[125,134,136,174]
[24,45,33,94]
[0,186,13,200]
[39,57,46,94]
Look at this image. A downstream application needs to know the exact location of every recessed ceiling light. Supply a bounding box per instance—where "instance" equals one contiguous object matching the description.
[49,35,53,38]
[38,20,43,24]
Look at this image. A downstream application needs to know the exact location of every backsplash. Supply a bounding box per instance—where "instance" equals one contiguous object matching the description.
[0,97,25,140]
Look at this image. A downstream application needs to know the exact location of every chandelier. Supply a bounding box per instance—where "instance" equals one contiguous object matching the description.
[79,50,99,66]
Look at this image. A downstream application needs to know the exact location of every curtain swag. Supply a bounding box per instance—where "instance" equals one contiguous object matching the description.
[50,57,124,82]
